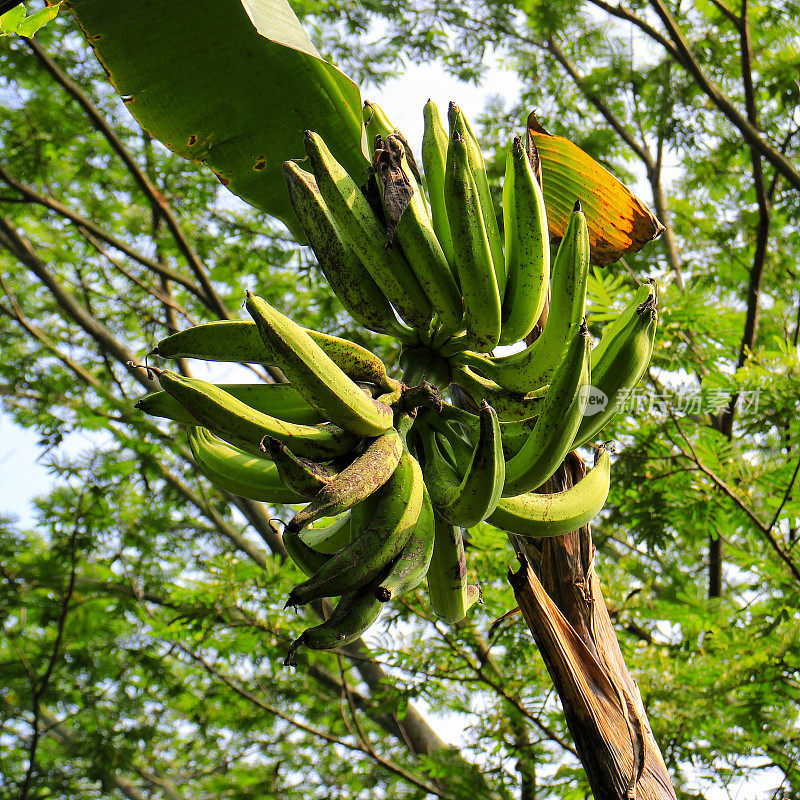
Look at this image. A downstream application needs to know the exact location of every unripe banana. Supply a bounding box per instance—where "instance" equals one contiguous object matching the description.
[363,101,427,203]
[426,512,480,624]
[151,369,358,460]
[502,323,591,496]
[591,280,656,364]
[573,298,657,448]
[285,447,423,607]
[284,579,386,665]
[245,292,394,437]
[154,319,397,391]
[500,136,550,345]
[374,134,464,337]
[418,402,505,527]
[438,402,539,459]
[457,201,589,391]
[422,99,456,270]
[286,427,403,531]
[283,529,332,577]
[260,437,336,497]
[300,513,352,553]
[283,161,413,340]
[448,102,505,293]
[488,448,611,536]
[450,364,548,421]
[135,382,324,427]
[375,487,436,602]
[304,130,433,331]
[445,132,501,353]
[187,426,306,503]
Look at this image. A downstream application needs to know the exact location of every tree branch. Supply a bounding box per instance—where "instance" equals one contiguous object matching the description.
[25,38,232,321]
[646,0,800,194]
[0,164,209,305]
[0,216,159,394]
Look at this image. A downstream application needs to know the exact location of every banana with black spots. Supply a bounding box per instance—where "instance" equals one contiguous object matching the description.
[260,437,336,497]
[456,201,589,391]
[284,579,386,665]
[149,369,358,460]
[499,135,550,345]
[375,487,436,602]
[445,131,501,353]
[285,447,423,607]
[448,102,504,293]
[284,161,413,340]
[488,447,611,536]
[245,293,394,437]
[426,512,481,624]
[135,382,323,427]
[304,130,433,331]
[375,134,463,337]
[154,319,398,391]
[285,427,403,531]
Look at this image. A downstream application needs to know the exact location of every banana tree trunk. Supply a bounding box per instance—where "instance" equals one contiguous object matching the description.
[507,453,677,800]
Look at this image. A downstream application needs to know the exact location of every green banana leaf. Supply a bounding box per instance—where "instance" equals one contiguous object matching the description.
[68,0,368,239]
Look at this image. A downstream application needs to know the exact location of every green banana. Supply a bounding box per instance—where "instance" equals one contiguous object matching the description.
[151,369,358,460]
[418,402,505,527]
[285,448,423,607]
[135,382,324,427]
[445,132,502,353]
[375,487,436,602]
[283,161,412,340]
[283,529,332,577]
[245,293,394,437]
[456,201,589,391]
[450,365,548,421]
[437,403,539,459]
[187,426,306,503]
[154,319,397,391]
[285,427,404,531]
[499,135,550,345]
[591,280,656,364]
[284,579,386,665]
[374,134,463,336]
[448,102,505,293]
[260,437,336,497]
[304,130,433,331]
[502,323,591,496]
[426,512,480,624]
[488,447,611,537]
[573,298,657,448]
[300,513,353,554]
[421,99,455,271]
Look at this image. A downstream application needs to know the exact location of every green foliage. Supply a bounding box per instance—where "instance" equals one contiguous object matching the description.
[1,2,799,799]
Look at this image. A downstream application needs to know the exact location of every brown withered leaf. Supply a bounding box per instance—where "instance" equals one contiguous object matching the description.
[372,134,413,246]
[527,111,664,266]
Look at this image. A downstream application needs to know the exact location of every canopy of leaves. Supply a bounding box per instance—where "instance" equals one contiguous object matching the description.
[1,2,799,799]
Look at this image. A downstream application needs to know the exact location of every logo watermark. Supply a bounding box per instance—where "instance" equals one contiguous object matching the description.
[580,386,763,416]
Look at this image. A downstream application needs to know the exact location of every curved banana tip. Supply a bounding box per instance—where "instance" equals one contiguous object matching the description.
[284,592,300,610]
[375,586,391,602]
[283,635,305,667]
[573,199,582,213]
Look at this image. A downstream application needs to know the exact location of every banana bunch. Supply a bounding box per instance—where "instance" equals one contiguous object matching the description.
[133,100,659,664]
